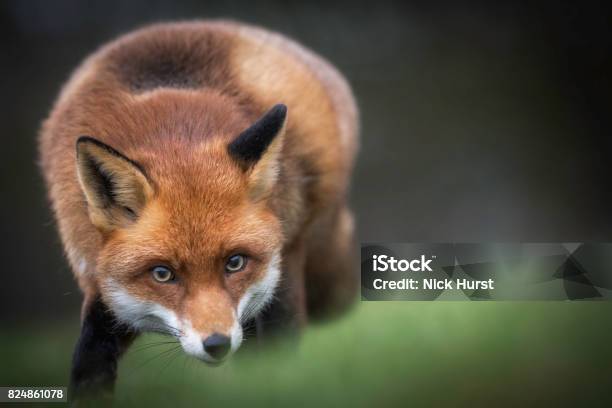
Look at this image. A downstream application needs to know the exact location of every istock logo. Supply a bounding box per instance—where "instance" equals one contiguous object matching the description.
[372,254,435,272]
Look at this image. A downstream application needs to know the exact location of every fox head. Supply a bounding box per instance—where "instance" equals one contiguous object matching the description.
[75,104,288,364]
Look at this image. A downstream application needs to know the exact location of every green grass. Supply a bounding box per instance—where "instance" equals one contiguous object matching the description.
[2,302,612,407]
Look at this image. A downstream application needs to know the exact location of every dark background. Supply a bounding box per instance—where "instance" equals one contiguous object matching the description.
[1,0,611,322]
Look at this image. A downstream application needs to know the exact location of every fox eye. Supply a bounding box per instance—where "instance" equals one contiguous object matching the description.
[151,265,175,283]
[225,254,247,273]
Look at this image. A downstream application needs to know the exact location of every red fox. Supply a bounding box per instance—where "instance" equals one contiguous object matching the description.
[39,21,358,395]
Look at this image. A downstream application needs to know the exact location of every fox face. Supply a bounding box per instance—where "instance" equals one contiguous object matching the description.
[75,104,288,363]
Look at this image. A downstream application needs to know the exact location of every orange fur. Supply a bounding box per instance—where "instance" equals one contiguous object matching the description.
[40,20,359,338]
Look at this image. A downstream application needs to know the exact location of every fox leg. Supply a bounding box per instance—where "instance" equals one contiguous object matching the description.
[70,295,135,401]
[304,205,358,319]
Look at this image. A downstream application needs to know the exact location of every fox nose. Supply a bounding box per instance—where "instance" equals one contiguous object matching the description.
[202,333,231,360]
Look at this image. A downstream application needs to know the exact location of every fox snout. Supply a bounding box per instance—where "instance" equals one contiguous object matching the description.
[202,333,231,361]
[103,280,245,364]
[179,327,238,364]
[177,316,243,365]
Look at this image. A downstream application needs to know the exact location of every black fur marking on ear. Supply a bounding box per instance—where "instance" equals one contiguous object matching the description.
[83,154,116,208]
[76,136,151,212]
[228,104,287,168]
[76,136,149,178]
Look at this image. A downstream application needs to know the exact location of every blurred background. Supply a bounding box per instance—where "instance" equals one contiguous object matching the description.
[1,1,611,406]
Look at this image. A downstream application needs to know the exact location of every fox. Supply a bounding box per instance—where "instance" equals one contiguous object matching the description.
[39,20,358,397]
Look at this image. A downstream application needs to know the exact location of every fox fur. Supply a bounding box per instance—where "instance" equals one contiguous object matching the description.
[39,20,358,394]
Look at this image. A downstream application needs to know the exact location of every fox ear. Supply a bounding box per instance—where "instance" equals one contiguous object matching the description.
[76,136,153,231]
[228,104,287,199]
